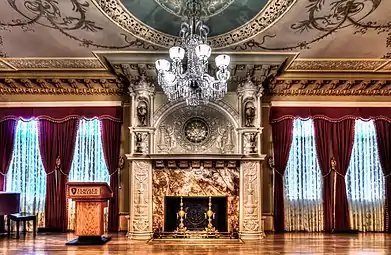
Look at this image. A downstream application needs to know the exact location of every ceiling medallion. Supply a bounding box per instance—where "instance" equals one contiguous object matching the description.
[155,0,230,106]
[93,0,296,49]
[184,118,210,144]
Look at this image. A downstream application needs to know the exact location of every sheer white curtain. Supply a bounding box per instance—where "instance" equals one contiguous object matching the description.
[346,119,385,232]
[6,119,46,228]
[284,119,324,232]
[67,119,110,231]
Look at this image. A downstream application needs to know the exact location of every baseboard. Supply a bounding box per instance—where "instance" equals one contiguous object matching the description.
[327,229,359,234]
[37,228,65,233]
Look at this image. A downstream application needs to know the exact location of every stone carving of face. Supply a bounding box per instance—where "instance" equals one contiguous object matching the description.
[137,101,148,126]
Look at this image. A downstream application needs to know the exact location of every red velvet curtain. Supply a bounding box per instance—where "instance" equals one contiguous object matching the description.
[313,119,333,231]
[374,119,391,232]
[101,119,122,232]
[272,119,294,232]
[0,119,17,232]
[0,119,17,191]
[38,119,79,231]
[331,120,355,231]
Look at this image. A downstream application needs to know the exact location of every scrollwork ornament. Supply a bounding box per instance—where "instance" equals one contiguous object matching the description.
[242,161,260,233]
[0,0,159,50]
[158,105,236,154]
[132,160,151,233]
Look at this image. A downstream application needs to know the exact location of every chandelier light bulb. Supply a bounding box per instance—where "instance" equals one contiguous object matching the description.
[155,59,170,72]
[169,46,185,61]
[195,44,211,60]
[215,55,230,68]
[164,72,176,83]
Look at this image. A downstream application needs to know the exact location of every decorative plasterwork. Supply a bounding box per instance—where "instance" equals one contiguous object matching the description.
[0,58,105,71]
[97,51,295,93]
[92,0,296,49]
[269,79,391,96]
[286,59,391,73]
[0,78,124,95]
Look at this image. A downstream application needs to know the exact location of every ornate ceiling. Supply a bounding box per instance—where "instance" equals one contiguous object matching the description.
[0,0,389,72]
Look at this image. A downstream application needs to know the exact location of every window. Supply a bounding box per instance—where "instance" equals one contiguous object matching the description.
[67,119,110,230]
[284,119,323,231]
[6,120,46,228]
[346,120,385,231]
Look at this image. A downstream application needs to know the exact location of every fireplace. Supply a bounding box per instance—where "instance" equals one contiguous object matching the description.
[164,196,228,232]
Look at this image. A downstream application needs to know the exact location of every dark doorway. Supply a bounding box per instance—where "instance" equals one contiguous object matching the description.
[164,196,228,232]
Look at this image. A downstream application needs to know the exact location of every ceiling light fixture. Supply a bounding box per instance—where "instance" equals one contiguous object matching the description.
[155,0,230,106]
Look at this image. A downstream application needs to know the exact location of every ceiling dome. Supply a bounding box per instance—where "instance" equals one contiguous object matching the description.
[122,0,269,37]
[94,0,296,48]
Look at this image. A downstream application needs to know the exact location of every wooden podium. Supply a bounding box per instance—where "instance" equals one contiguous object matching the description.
[66,182,113,245]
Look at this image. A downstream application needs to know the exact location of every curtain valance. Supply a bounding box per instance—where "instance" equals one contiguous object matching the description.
[270,107,391,123]
[0,107,123,122]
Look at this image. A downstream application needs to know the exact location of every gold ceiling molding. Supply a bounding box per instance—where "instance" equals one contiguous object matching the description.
[0,101,123,107]
[0,56,390,74]
[270,101,391,107]
[0,78,124,96]
[92,0,296,49]
[269,79,391,96]
[286,59,391,73]
[0,58,106,71]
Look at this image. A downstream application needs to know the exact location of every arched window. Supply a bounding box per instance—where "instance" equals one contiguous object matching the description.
[6,120,46,228]
[284,119,323,231]
[346,120,385,231]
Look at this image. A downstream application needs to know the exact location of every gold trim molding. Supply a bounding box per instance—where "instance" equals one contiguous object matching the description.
[0,56,390,74]
[0,101,122,107]
[286,59,391,73]
[0,78,124,96]
[270,79,391,96]
[0,58,105,71]
[270,101,391,107]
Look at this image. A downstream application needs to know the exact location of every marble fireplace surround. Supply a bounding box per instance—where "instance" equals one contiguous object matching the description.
[126,154,266,240]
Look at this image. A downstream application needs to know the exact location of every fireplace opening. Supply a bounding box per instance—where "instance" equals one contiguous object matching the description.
[164,196,228,232]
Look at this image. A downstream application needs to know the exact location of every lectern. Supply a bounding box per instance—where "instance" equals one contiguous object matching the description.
[66,182,113,245]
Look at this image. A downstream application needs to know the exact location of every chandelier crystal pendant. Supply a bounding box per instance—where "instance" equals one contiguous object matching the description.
[155,0,231,106]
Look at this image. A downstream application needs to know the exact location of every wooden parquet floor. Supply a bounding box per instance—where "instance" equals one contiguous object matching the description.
[1,232,390,255]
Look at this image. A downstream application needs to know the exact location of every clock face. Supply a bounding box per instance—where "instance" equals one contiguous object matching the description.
[184,118,209,144]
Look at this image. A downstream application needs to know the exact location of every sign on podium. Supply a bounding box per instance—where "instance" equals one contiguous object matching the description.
[66,182,113,245]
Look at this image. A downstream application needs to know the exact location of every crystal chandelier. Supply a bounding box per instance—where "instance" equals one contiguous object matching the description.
[155,0,231,106]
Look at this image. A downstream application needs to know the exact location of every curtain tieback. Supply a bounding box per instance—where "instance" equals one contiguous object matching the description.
[0,172,6,176]
[322,170,331,177]
[110,169,118,176]
[46,170,55,176]
[58,168,68,176]
[335,171,346,178]
[274,169,284,176]
[385,173,391,178]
